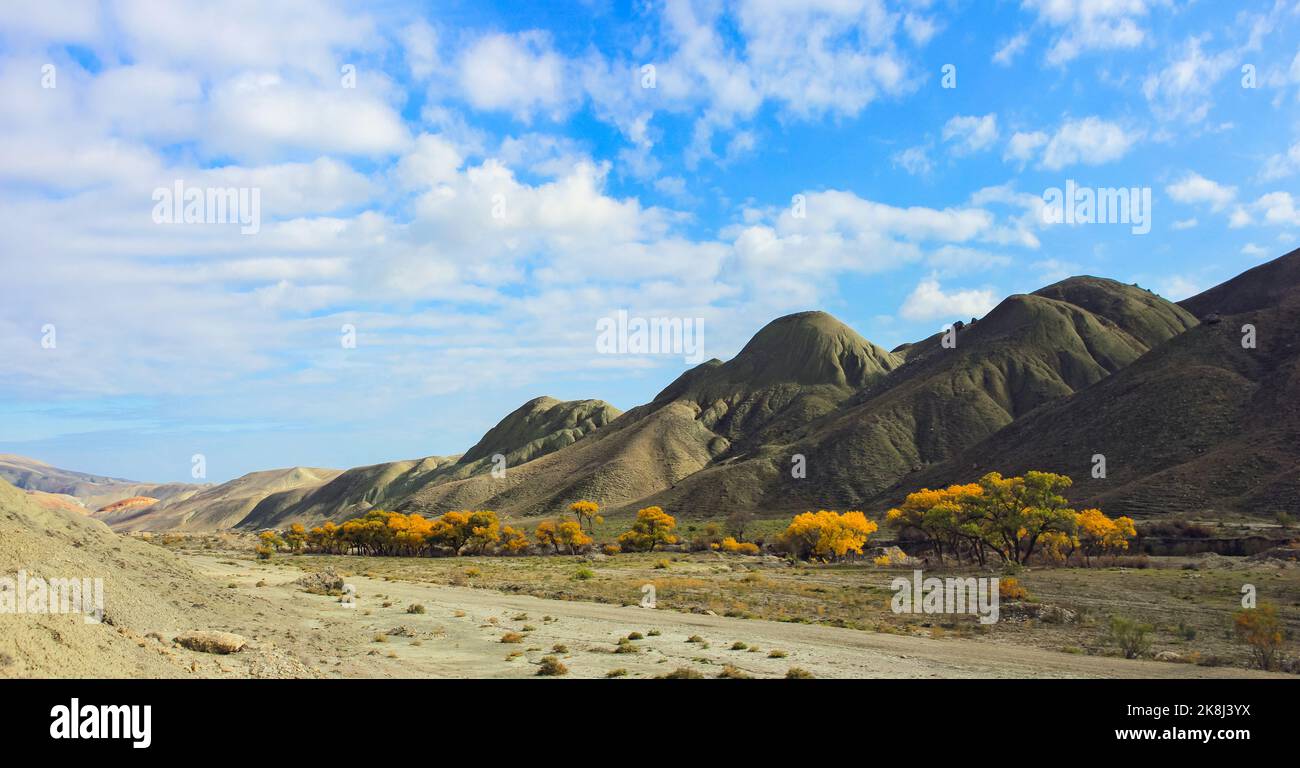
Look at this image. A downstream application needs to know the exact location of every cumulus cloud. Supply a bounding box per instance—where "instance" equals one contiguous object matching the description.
[942,114,999,156]
[899,278,998,321]
[457,32,570,121]
[1022,0,1152,66]
[1166,172,1237,211]
[1039,117,1140,170]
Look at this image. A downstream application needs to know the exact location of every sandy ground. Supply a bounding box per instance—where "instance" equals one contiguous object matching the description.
[183,553,1284,679]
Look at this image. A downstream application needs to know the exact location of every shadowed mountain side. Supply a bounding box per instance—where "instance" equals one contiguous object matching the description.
[237,398,621,529]
[398,399,720,519]
[99,467,344,531]
[391,312,900,520]
[875,249,1300,518]
[621,280,1197,518]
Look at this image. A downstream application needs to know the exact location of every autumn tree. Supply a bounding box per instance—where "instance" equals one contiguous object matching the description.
[777,510,878,562]
[569,500,602,532]
[617,506,679,552]
[556,520,593,554]
[965,472,1078,564]
[886,484,983,564]
[1234,603,1285,670]
[1075,508,1136,564]
[284,522,307,552]
[534,520,563,554]
[499,525,531,555]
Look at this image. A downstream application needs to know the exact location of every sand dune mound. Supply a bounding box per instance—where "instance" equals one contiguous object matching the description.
[0,479,286,677]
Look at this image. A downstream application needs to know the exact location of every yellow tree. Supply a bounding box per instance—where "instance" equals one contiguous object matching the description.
[967,472,1077,564]
[535,520,563,554]
[617,506,679,552]
[1075,508,1136,564]
[569,500,602,532]
[499,525,531,555]
[284,522,307,552]
[556,520,593,554]
[778,510,878,561]
[465,511,502,554]
[886,484,982,564]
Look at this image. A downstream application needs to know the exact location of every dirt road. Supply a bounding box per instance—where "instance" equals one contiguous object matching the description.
[187,554,1281,679]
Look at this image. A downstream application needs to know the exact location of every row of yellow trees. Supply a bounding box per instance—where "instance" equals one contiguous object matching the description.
[258,470,1132,566]
[263,501,688,558]
[885,471,1135,565]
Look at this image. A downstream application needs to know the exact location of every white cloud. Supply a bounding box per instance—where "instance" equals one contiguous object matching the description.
[457,32,570,121]
[893,144,933,176]
[1260,141,1300,181]
[1166,172,1237,211]
[899,278,998,321]
[1157,275,1202,300]
[1022,0,1152,66]
[207,73,411,160]
[1004,130,1049,166]
[1142,37,1236,123]
[942,114,999,155]
[1241,242,1268,258]
[1172,217,1198,230]
[1039,117,1139,170]
[993,32,1029,66]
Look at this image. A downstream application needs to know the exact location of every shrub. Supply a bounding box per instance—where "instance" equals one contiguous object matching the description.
[768,649,788,658]
[686,635,705,644]
[785,667,815,679]
[1234,603,1284,671]
[601,543,622,556]
[657,667,704,679]
[536,656,568,676]
[717,664,751,679]
[406,603,426,614]
[729,641,748,651]
[999,577,1029,600]
[606,668,628,678]
[552,643,569,654]
[719,536,760,555]
[500,632,525,644]
[1108,616,1153,659]
[573,567,595,580]
[626,631,644,640]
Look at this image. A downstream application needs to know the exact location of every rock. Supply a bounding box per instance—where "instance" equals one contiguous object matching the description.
[386,626,417,638]
[295,568,345,594]
[174,631,247,654]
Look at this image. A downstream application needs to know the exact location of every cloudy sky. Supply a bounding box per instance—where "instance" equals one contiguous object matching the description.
[1,0,1299,483]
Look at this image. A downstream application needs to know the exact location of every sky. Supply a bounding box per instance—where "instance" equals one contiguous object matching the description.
[1,0,1298,483]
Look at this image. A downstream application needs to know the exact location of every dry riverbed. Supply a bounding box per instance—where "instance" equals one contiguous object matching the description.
[168,547,1294,679]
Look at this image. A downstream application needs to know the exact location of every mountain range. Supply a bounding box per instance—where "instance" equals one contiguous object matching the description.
[8,248,1299,531]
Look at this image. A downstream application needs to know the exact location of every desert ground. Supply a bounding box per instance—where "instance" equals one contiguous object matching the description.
[110,536,1294,679]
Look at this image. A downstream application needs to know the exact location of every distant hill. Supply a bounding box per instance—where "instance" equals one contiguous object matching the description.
[97,467,344,531]
[0,455,204,509]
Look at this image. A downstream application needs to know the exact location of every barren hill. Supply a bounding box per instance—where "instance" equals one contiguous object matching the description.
[98,467,343,531]
[882,248,1300,519]
[582,278,1196,521]
[235,398,621,530]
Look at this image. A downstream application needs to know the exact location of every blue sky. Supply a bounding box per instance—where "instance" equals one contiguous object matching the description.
[1,0,1298,483]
